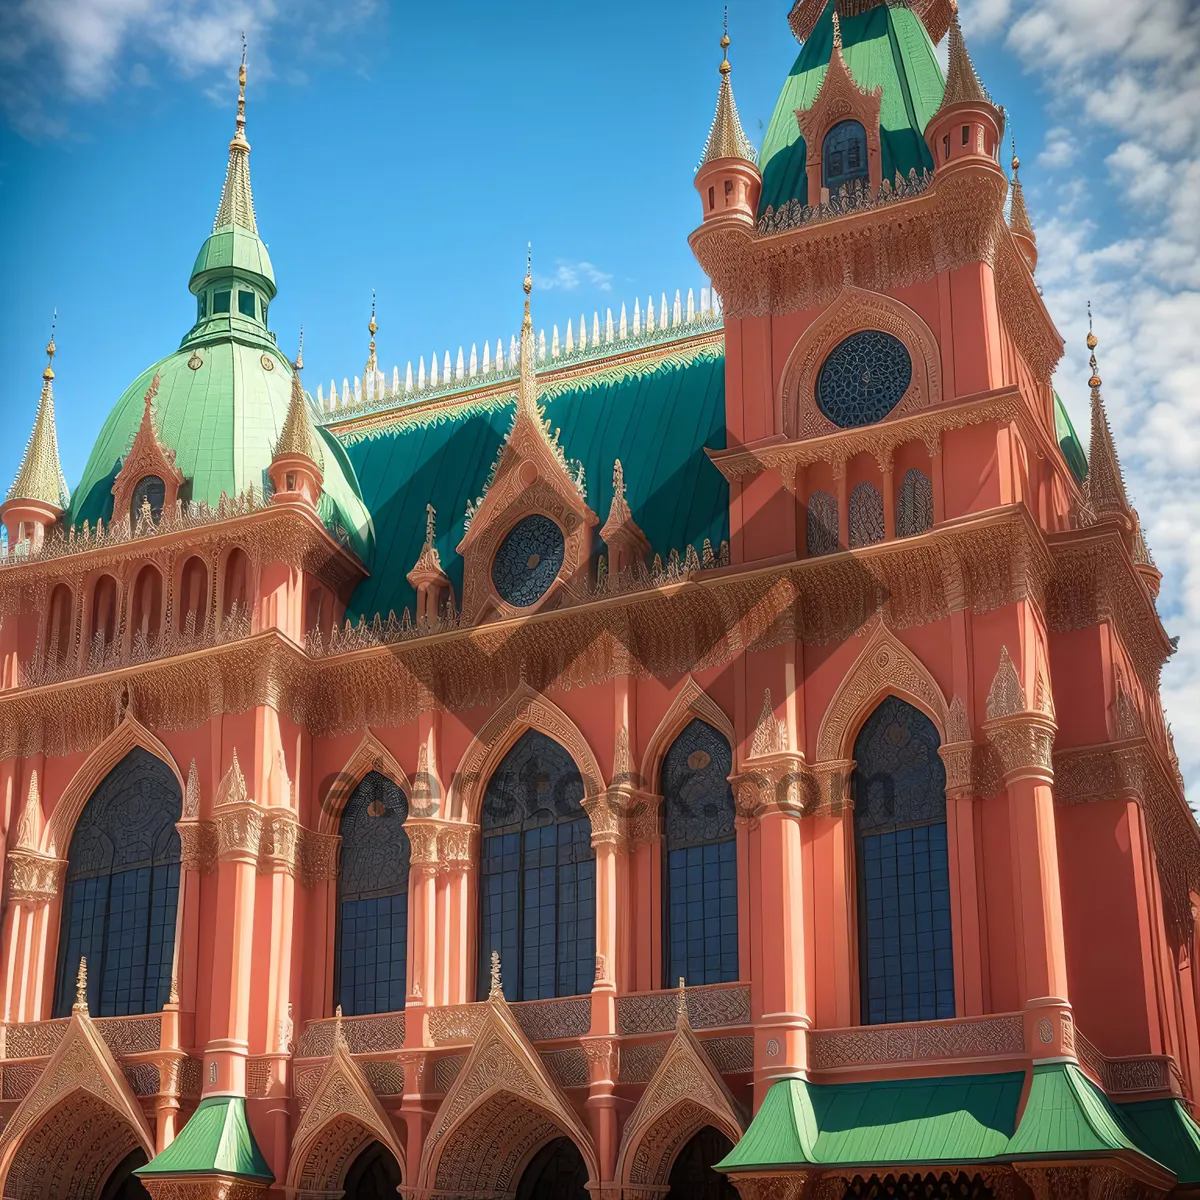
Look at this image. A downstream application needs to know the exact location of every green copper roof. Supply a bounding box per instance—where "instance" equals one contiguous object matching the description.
[135,1096,273,1182]
[758,1,943,215]
[1054,391,1088,484]
[339,346,728,620]
[719,1073,1023,1172]
[191,224,276,297]
[68,341,373,564]
[1117,1099,1200,1185]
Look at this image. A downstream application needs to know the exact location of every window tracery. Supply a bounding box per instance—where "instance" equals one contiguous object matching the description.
[491,514,567,608]
[816,330,913,428]
[806,490,839,557]
[662,720,737,988]
[54,748,181,1018]
[849,481,885,548]
[853,697,953,1025]
[478,731,594,1001]
[897,468,934,537]
[337,771,410,1016]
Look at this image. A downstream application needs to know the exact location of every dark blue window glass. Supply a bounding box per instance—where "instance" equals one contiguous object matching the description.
[854,696,954,1025]
[662,719,738,988]
[491,514,566,607]
[478,731,594,1000]
[822,119,869,193]
[337,771,410,1016]
[54,748,181,1018]
[816,331,913,429]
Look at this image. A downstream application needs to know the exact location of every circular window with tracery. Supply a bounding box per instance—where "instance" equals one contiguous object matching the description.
[491,514,566,607]
[816,330,913,428]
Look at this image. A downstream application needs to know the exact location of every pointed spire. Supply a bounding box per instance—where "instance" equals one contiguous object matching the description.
[364,291,379,385]
[517,245,539,421]
[16,771,41,851]
[213,35,258,233]
[489,949,503,1000]
[7,321,68,510]
[938,9,991,111]
[74,957,89,1014]
[698,9,756,166]
[676,976,689,1028]
[1009,143,1035,239]
[1084,307,1132,522]
[273,330,324,468]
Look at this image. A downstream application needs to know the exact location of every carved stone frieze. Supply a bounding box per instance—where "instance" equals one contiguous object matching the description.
[213,802,265,863]
[297,827,340,888]
[176,820,217,875]
[4,849,67,904]
[257,809,298,874]
[984,713,1056,783]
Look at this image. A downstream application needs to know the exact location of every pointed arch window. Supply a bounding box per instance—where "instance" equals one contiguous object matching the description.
[806,490,839,557]
[849,482,885,548]
[823,120,869,193]
[897,468,934,537]
[662,719,738,987]
[53,748,181,1017]
[477,731,595,1001]
[336,771,410,1016]
[130,475,166,524]
[853,696,954,1025]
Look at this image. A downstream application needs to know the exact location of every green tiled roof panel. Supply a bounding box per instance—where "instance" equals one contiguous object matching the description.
[67,340,373,563]
[758,1,943,215]
[136,1096,273,1181]
[720,1073,1024,1172]
[340,348,728,621]
[1118,1099,1200,1185]
[1054,391,1088,484]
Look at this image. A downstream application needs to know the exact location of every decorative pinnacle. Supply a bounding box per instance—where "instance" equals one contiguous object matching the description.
[7,312,68,509]
[74,957,88,1013]
[213,35,258,233]
[938,8,991,111]
[831,8,843,52]
[425,502,436,546]
[44,310,56,381]
[1087,302,1101,390]
[236,32,247,143]
[720,6,731,75]
[698,9,757,166]
[676,976,689,1027]
[295,325,304,372]
[489,949,503,999]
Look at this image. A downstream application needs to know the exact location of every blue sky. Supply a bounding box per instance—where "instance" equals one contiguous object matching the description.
[1,0,1196,793]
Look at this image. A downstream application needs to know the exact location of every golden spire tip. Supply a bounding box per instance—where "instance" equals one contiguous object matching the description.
[295,326,304,372]
[44,310,57,380]
[524,243,532,297]
[1087,302,1101,388]
[720,5,731,74]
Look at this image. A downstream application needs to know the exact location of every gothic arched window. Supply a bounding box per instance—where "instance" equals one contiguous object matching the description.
[806,490,839,557]
[897,468,934,537]
[130,475,166,525]
[849,482,885,548]
[337,771,410,1016]
[822,120,869,193]
[478,731,595,1001]
[662,719,737,987]
[853,696,954,1025]
[54,748,182,1018]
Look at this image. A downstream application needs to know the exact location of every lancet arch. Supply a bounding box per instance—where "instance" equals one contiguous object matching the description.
[42,713,184,857]
[815,621,949,763]
[640,676,736,793]
[318,730,411,834]
[780,286,943,440]
[449,681,604,822]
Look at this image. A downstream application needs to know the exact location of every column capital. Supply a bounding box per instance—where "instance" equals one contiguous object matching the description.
[404,817,442,867]
[4,849,67,904]
[212,802,266,865]
[176,820,218,875]
[257,809,298,876]
[984,712,1057,784]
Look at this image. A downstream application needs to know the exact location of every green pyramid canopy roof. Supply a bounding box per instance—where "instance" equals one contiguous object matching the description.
[135,1096,273,1182]
[1117,1098,1200,1185]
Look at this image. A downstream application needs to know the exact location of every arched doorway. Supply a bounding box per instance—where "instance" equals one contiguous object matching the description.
[665,1125,737,1199]
[342,1139,402,1200]
[515,1136,589,1200]
[99,1148,151,1200]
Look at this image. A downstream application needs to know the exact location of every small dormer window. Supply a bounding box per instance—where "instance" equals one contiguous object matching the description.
[491,514,566,607]
[237,290,257,319]
[823,120,869,193]
[213,291,231,314]
[130,475,166,524]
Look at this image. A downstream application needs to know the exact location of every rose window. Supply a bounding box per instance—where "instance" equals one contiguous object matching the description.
[491,514,566,607]
[816,330,913,428]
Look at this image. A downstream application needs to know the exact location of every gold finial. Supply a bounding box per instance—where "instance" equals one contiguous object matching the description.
[295,326,304,372]
[489,949,503,999]
[44,310,57,381]
[831,8,843,52]
[720,6,731,75]
[676,976,688,1026]
[368,290,378,339]
[425,502,436,546]
[235,31,247,141]
[1011,134,1020,175]
[1087,302,1101,389]
[74,957,88,1013]
[524,243,533,297]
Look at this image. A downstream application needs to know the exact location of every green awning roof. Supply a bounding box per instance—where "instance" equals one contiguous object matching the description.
[136,1096,273,1182]
[1054,391,1088,484]
[1117,1099,1200,1185]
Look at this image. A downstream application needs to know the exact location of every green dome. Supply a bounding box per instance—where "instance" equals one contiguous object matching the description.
[190,224,276,296]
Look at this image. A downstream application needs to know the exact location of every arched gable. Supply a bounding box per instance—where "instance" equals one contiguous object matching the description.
[616,1012,745,1190]
[319,731,411,834]
[449,682,604,822]
[418,991,599,1195]
[43,714,184,856]
[815,621,949,763]
[780,285,943,440]
[640,676,736,793]
[0,998,154,1193]
[288,1029,405,1192]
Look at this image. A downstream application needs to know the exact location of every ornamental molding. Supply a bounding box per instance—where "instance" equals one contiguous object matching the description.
[778,286,943,441]
[213,801,265,863]
[318,731,411,834]
[617,1016,746,1192]
[418,992,600,1197]
[175,820,218,874]
[4,849,68,904]
[287,1030,405,1195]
[639,676,736,793]
[258,808,299,874]
[690,166,1064,383]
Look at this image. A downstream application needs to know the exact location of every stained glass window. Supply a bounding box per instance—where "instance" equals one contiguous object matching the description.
[807,490,839,557]
[662,719,738,988]
[337,772,410,1016]
[823,120,869,193]
[849,482,885,548]
[130,476,166,524]
[816,331,913,428]
[491,514,566,607]
[897,468,934,537]
[853,696,954,1025]
[478,731,594,1001]
[54,748,181,1018]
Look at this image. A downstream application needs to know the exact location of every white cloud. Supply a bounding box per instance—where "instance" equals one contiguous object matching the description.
[534,261,614,293]
[1038,126,1077,170]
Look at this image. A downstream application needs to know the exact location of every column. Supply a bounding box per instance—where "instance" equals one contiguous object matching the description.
[437,823,476,1005]
[403,820,439,1036]
[882,455,896,540]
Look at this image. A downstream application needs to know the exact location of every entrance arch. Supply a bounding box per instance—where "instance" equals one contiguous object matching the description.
[515,1136,589,1199]
[665,1125,738,1199]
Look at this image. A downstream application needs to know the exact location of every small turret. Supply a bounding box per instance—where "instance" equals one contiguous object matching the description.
[2,326,68,552]
[1082,312,1134,541]
[924,11,1005,172]
[694,16,761,226]
[270,332,325,507]
[1008,144,1038,272]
